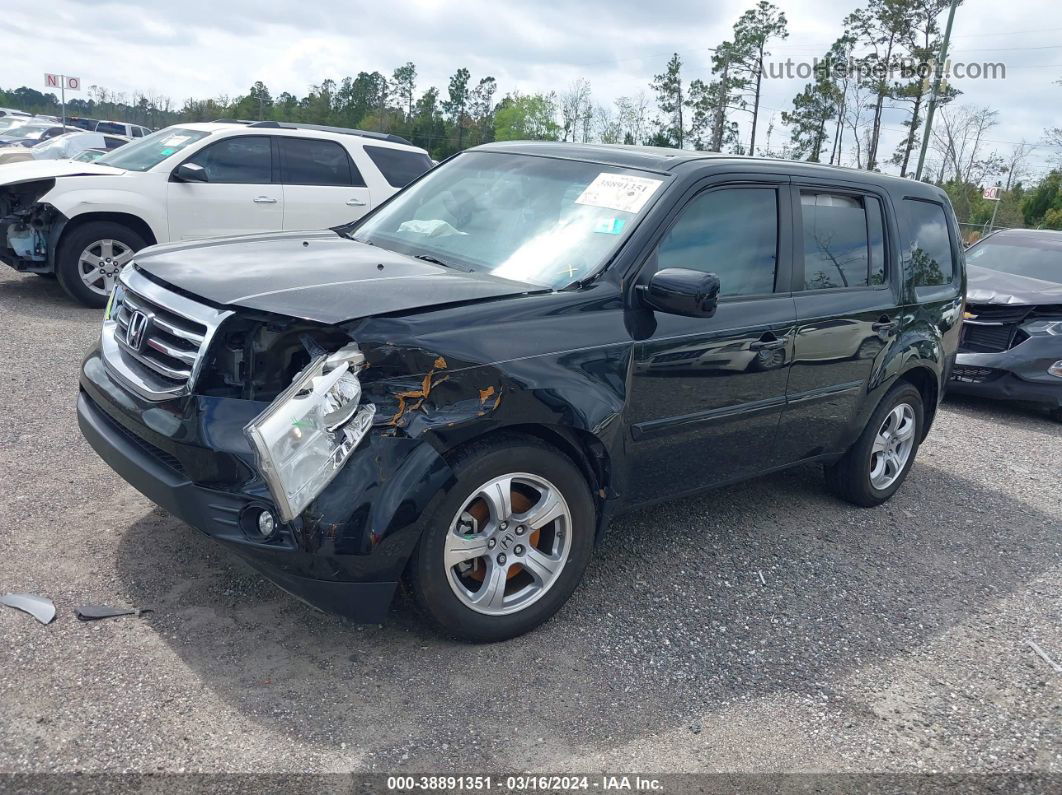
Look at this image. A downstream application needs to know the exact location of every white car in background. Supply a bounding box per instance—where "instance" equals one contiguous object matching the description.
[0,131,129,165]
[0,120,433,306]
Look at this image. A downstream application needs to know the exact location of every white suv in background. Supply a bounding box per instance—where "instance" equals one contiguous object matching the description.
[0,121,433,306]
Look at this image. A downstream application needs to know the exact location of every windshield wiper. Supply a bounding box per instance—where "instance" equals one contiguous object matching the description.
[413,253,472,272]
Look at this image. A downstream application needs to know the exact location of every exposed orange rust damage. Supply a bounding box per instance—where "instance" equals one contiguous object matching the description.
[388,359,450,426]
[478,385,495,404]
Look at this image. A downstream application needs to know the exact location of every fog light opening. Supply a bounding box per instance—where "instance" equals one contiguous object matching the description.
[1048,360,1062,378]
[240,506,280,542]
[257,510,277,538]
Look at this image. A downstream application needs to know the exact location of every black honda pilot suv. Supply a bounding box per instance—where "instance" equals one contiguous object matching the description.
[78,143,965,641]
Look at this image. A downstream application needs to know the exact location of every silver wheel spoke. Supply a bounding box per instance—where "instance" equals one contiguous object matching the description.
[518,488,565,530]
[871,434,888,454]
[479,477,513,522]
[114,247,135,265]
[80,266,102,286]
[99,240,115,259]
[80,252,102,268]
[468,559,508,611]
[444,533,492,569]
[522,547,562,586]
[869,402,916,490]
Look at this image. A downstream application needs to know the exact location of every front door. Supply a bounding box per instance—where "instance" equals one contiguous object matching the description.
[167,135,282,240]
[626,181,797,504]
[775,184,903,463]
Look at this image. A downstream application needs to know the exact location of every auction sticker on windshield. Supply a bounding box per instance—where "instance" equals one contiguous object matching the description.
[575,173,663,214]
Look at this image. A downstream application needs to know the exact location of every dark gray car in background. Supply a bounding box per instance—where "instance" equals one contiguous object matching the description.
[950,228,1062,420]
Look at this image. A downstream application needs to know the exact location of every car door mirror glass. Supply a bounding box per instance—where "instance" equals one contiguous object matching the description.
[638,268,720,318]
[173,162,208,183]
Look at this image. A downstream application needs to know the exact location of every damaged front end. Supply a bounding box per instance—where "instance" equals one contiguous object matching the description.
[244,342,376,522]
[0,179,59,272]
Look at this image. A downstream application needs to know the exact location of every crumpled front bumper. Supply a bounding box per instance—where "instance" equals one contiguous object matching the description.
[78,346,455,622]
[950,336,1062,408]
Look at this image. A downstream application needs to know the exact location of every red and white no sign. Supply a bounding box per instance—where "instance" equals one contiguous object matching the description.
[44,73,81,91]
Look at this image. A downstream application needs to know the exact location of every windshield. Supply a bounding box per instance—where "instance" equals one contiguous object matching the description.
[967,236,1062,285]
[96,127,211,171]
[2,124,48,139]
[351,151,665,288]
[32,134,81,156]
[0,118,29,132]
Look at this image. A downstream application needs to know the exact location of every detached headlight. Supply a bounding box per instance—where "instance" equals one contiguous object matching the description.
[245,343,375,522]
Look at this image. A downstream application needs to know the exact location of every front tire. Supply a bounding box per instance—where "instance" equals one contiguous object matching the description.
[409,436,595,642]
[56,222,145,308]
[825,382,924,507]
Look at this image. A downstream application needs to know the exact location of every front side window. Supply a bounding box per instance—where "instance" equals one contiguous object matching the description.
[280,137,359,186]
[186,136,272,184]
[800,192,887,290]
[352,151,665,289]
[364,145,433,188]
[904,199,954,286]
[96,127,211,172]
[656,188,778,297]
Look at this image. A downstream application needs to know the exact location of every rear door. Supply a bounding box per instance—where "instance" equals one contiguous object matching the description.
[626,177,798,503]
[278,136,372,230]
[774,182,902,463]
[166,134,282,240]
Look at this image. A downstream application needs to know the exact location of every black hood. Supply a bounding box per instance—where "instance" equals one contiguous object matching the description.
[966,263,1062,306]
[132,230,543,324]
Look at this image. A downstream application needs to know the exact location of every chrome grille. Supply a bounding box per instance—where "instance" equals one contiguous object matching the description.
[101,267,232,401]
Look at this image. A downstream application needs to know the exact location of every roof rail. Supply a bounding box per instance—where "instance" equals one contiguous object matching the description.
[245,120,414,147]
[210,119,255,125]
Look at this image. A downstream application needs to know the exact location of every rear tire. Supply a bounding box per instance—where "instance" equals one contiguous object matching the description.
[57,221,145,308]
[409,435,595,642]
[825,382,924,507]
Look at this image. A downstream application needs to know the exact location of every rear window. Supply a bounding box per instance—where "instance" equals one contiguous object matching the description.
[280,137,363,186]
[799,192,887,290]
[364,145,433,188]
[903,199,955,286]
[96,122,125,135]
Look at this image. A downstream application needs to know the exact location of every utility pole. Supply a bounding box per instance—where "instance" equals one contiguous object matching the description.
[914,0,959,181]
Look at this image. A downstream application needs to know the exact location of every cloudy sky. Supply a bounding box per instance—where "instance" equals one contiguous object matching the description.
[4,0,1060,177]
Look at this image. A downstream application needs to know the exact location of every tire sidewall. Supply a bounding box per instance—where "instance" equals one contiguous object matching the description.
[411,442,595,642]
[57,222,146,308]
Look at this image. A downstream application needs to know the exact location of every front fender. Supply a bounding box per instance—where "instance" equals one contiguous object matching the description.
[45,187,168,243]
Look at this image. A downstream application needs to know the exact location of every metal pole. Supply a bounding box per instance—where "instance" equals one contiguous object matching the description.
[915,0,958,181]
[61,76,66,127]
[987,188,1002,234]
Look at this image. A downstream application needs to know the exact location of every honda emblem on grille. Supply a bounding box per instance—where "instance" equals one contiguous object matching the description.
[126,310,150,351]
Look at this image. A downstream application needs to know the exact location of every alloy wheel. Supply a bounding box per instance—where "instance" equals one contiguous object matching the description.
[78,239,134,296]
[444,473,572,616]
[869,402,916,490]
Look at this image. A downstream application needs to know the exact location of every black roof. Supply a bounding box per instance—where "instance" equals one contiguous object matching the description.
[474,141,942,197]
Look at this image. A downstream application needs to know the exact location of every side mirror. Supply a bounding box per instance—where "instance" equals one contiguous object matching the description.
[636,268,720,318]
[172,162,208,183]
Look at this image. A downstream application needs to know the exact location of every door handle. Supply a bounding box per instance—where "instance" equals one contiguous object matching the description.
[253,196,278,204]
[346,198,367,207]
[872,316,897,334]
[749,333,786,351]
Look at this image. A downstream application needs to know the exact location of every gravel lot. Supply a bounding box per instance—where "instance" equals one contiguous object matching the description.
[0,267,1059,777]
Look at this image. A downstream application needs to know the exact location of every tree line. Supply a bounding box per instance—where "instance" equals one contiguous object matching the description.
[3,0,1060,229]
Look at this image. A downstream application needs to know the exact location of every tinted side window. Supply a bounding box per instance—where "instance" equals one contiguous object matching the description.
[280,137,363,186]
[103,136,127,150]
[364,145,433,188]
[187,136,272,184]
[801,192,872,289]
[867,196,886,285]
[903,199,954,286]
[132,127,144,138]
[657,188,778,297]
[96,122,125,135]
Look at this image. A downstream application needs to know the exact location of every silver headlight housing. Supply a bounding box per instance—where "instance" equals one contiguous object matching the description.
[245,343,375,523]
